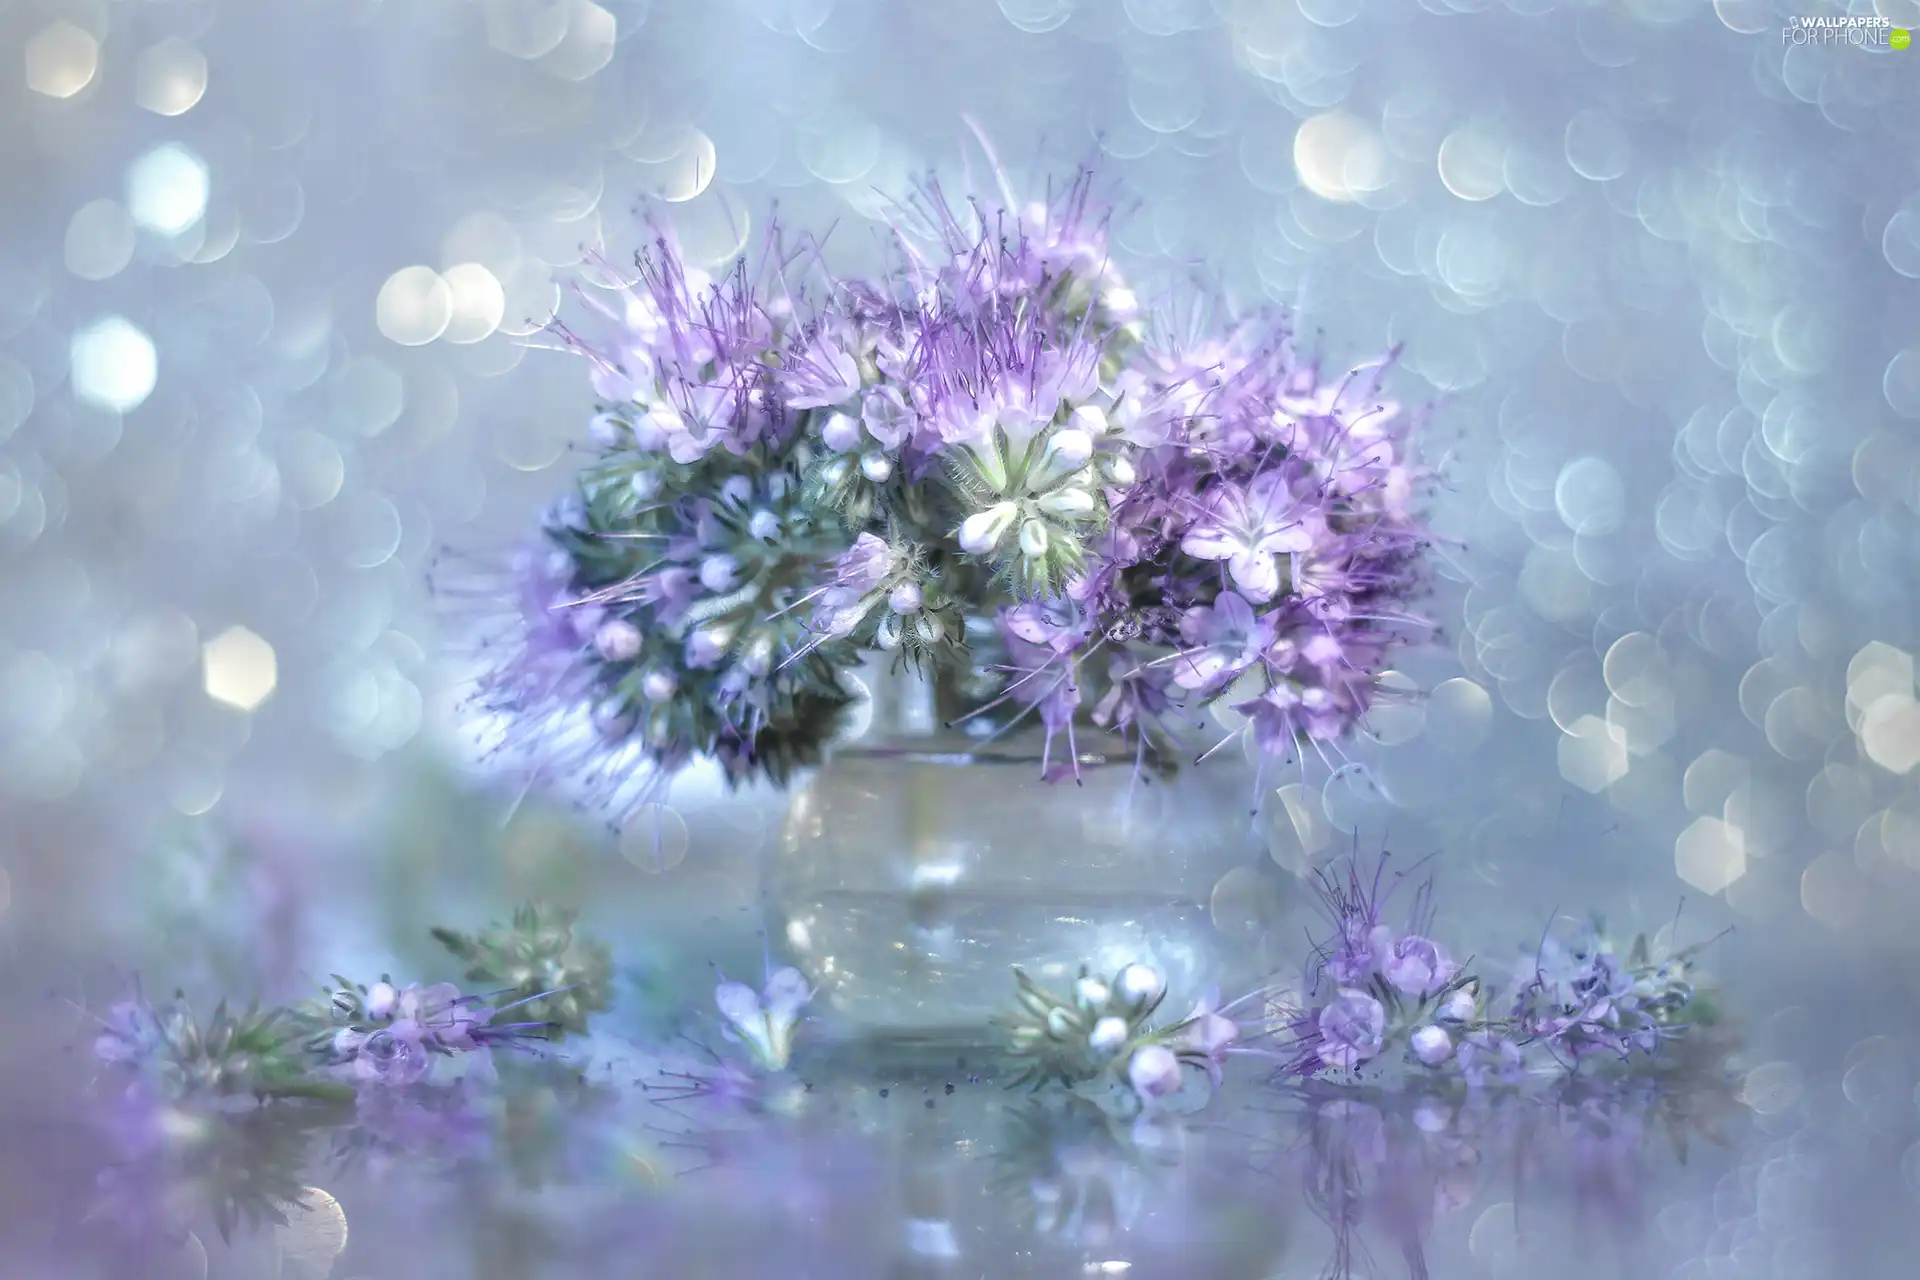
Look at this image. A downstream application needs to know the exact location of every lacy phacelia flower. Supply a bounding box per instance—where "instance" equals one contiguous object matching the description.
[1315,989,1388,1070]
[715,966,812,1072]
[1002,962,1275,1107]
[1276,858,1720,1090]
[455,167,1433,818]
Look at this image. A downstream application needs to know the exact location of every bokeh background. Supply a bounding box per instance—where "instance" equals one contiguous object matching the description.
[2,0,1919,1276]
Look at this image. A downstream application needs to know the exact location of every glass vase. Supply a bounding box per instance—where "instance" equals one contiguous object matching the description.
[764,664,1240,1056]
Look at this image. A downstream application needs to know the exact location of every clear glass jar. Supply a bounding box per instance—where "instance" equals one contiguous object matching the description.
[765,665,1240,1052]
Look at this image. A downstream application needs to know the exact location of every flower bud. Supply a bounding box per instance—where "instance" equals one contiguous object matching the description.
[589,412,627,449]
[1045,1007,1078,1041]
[699,555,739,593]
[887,582,923,614]
[1128,1044,1183,1101]
[967,437,1009,492]
[366,982,398,1021]
[1113,963,1164,1010]
[720,476,754,507]
[1037,487,1096,520]
[1035,427,1094,484]
[1074,976,1112,1011]
[821,411,861,453]
[1099,454,1137,487]
[740,633,775,677]
[591,699,635,740]
[630,470,663,502]
[1410,1025,1454,1067]
[594,618,642,663]
[1069,404,1110,436]
[1437,983,1477,1023]
[913,611,945,645]
[1101,285,1139,322]
[687,624,734,667]
[1088,1016,1130,1057]
[860,452,893,483]
[748,509,781,543]
[875,614,903,650]
[640,669,678,702]
[818,456,852,487]
[1018,518,1051,559]
[958,503,1019,555]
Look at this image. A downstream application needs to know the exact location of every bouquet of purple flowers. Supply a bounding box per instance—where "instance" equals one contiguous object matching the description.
[455,168,1433,814]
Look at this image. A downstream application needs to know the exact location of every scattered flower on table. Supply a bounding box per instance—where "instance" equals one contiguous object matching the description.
[430,903,614,1040]
[1274,856,1725,1089]
[296,976,558,1088]
[714,965,813,1073]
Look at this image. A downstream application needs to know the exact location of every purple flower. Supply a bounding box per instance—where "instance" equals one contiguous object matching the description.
[1316,989,1387,1070]
[1382,936,1457,1000]
[859,386,912,449]
[1003,593,1097,656]
[93,1001,162,1067]
[715,966,812,1072]
[1456,1032,1524,1088]
[1172,591,1276,692]
[1307,859,1407,988]
[351,1025,435,1087]
[1175,991,1244,1088]
[783,339,862,410]
[1178,471,1321,602]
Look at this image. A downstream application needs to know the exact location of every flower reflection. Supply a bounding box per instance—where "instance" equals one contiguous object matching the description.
[989,1094,1187,1251]
[89,1088,351,1244]
[1265,1026,1744,1279]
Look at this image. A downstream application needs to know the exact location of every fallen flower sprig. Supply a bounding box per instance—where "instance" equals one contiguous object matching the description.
[1000,962,1275,1107]
[292,977,560,1088]
[1274,858,1725,1086]
[430,903,614,1040]
[991,858,1726,1115]
[90,983,352,1106]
